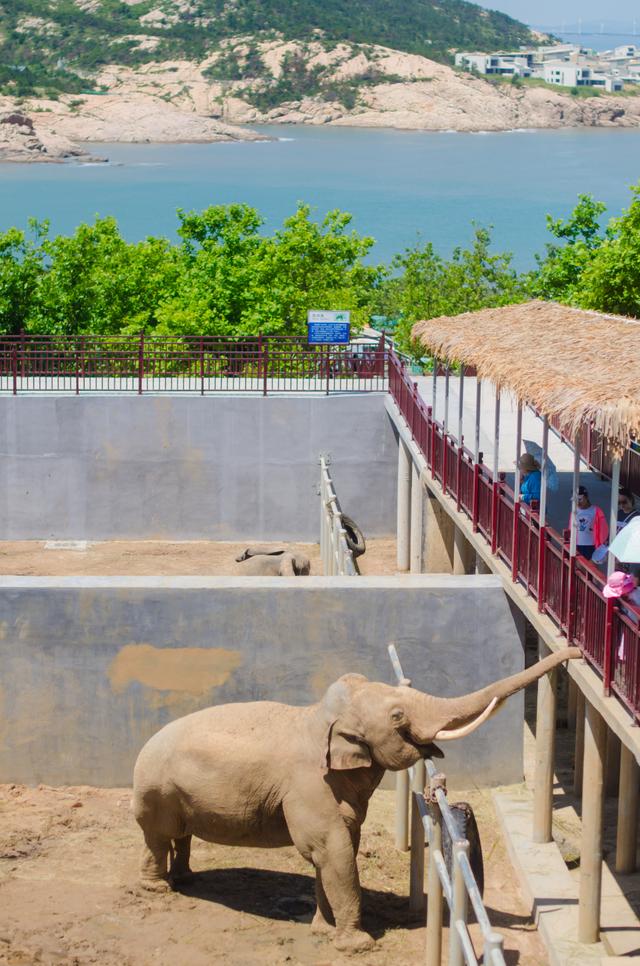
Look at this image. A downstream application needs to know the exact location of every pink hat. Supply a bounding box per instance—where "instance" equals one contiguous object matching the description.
[603,571,636,599]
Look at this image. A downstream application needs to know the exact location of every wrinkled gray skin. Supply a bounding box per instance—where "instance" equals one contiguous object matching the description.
[133,646,579,953]
[236,549,311,576]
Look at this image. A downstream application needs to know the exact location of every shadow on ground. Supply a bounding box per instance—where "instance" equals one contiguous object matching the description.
[177,866,417,939]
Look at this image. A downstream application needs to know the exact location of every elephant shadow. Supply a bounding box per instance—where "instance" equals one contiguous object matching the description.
[175,867,414,939]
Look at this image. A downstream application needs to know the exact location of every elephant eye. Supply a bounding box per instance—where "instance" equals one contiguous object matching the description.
[390,708,405,723]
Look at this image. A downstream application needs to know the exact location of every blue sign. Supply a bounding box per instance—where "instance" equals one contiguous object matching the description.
[307,310,351,344]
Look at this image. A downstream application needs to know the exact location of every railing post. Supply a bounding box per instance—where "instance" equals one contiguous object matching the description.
[75,343,80,395]
[263,340,268,397]
[603,596,614,696]
[537,525,546,612]
[257,333,263,382]
[472,456,482,533]
[326,345,330,396]
[449,839,470,966]
[484,932,505,965]
[409,758,427,916]
[200,336,205,396]
[395,770,410,852]
[11,346,17,395]
[456,445,462,512]
[426,773,445,966]
[138,331,144,395]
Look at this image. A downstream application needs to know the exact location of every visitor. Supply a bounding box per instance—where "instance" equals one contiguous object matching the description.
[603,569,640,668]
[570,485,608,561]
[517,453,541,506]
[617,487,640,532]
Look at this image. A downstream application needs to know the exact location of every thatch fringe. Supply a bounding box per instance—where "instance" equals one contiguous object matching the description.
[412,300,640,455]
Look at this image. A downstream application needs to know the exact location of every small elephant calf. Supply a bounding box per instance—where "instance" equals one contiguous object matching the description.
[235,545,311,576]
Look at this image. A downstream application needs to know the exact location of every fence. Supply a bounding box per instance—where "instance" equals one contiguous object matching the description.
[388,644,506,966]
[547,411,640,500]
[319,457,358,576]
[388,351,640,724]
[0,334,387,395]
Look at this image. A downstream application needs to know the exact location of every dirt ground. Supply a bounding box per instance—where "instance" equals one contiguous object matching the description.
[0,539,397,578]
[0,783,546,966]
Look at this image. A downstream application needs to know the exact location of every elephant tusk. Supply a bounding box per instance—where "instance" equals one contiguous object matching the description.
[434,697,499,741]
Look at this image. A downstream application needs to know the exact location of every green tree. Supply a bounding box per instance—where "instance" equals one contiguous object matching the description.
[376,226,524,359]
[576,185,640,317]
[156,203,378,336]
[25,218,179,335]
[528,194,606,303]
[0,221,46,334]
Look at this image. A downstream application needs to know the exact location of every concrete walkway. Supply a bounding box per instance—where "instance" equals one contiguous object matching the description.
[416,375,617,542]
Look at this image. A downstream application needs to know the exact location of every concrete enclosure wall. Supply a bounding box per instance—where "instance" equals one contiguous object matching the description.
[0,394,397,540]
[0,574,523,787]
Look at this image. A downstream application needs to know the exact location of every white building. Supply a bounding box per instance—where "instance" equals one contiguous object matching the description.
[454,52,532,76]
[541,61,623,92]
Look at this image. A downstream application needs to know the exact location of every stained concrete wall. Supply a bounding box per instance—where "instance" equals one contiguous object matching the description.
[0,394,396,540]
[0,574,524,787]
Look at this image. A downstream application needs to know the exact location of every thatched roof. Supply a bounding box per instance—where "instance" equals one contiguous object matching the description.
[412,300,640,455]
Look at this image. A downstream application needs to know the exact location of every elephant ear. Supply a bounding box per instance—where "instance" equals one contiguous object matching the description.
[326,720,372,771]
[321,675,372,771]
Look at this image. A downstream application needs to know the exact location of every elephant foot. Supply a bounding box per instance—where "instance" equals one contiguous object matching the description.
[139,876,172,894]
[310,912,334,937]
[334,930,375,954]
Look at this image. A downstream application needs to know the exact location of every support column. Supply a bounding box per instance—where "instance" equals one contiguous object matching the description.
[410,461,423,574]
[424,487,454,573]
[397,439,411,572]
[605,730,621,798]
[578,700,607,944]
[616,744,639,874]
[574,688,585,797]
[453,525,476,574]
[533,637,557,843]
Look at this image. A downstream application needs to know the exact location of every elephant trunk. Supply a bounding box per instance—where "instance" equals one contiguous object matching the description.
[408,645,581,742]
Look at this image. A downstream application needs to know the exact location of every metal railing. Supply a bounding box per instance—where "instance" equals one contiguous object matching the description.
[0,334,388,395]
[388,350,640,723]
[319,457,358,576]
[388,644,507,966]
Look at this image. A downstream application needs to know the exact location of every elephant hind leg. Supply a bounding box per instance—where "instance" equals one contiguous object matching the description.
[170,834,193,883]
[139,830,172,892]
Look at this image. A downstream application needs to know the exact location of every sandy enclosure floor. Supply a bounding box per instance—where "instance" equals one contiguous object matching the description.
[0,539,397,578]
[0,784,546,966]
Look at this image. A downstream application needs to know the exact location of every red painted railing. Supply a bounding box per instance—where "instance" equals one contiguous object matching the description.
[389,350,640,723]
[0,334,388,395]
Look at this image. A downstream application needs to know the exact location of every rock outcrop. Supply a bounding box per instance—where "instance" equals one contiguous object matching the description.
[0,110,106,163]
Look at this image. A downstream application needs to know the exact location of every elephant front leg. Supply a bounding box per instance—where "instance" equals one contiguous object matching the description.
[311,869,335,936]
[312,826,374,953]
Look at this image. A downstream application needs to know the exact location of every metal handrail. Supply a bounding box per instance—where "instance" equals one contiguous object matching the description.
[319,457,357,576]
[388,643,507,966]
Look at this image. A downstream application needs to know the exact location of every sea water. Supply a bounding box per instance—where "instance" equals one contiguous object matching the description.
[1,124,639,267]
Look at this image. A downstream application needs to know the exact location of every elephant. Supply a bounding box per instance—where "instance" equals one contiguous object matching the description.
[132,645,580,953]
[235,545,311,576]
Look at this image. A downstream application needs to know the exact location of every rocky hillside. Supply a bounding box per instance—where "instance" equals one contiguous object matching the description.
[1,2,639,162]
[0,0,536,98]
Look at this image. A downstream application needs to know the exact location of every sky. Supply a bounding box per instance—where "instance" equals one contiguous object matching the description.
[479,1,638,29]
